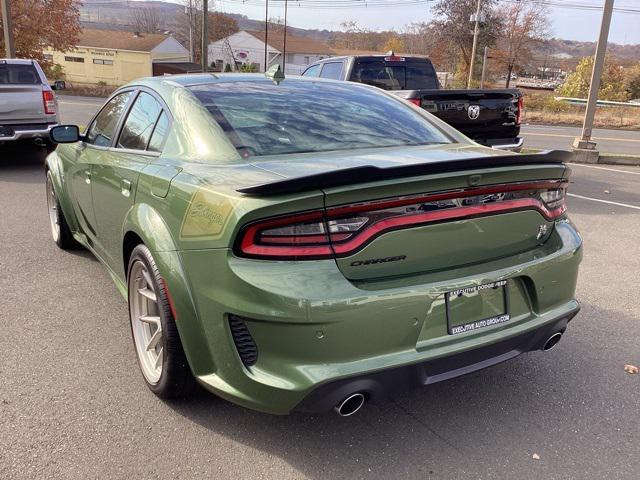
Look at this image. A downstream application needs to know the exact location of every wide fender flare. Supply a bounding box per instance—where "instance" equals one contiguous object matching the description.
[45,151,80,232]
[122,203,216,375]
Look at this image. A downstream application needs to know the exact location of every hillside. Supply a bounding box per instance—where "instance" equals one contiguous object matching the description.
[79,0,640,63]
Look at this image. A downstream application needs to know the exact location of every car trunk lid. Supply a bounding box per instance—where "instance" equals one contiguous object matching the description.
[235,147,569,280]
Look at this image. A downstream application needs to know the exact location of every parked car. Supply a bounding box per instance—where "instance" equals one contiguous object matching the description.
[302,54,524,151]
[46,73,582,416]
[0,59,61,152]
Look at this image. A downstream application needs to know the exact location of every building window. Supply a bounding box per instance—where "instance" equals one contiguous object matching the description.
[64,56,85,63]
[304,56,310,64]
[93,59,113,65]
[43,54,53,62]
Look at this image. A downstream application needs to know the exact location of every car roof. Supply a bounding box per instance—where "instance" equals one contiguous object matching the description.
[130,72,356,89]
[0,58,36,65]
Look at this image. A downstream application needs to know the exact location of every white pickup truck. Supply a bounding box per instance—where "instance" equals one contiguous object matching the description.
[0,59,61,152]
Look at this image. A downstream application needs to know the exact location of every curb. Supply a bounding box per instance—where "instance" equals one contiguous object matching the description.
[597,154,640,166]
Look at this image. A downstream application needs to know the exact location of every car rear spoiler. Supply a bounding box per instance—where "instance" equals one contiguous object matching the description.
[237,150,573,197]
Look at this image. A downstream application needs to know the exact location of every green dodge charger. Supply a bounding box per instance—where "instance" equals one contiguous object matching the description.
[45,73,582,416]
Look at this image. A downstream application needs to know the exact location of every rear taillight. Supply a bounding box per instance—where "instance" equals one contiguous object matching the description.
[515,96,523,125]
[42,90,56,115]
[407,98,421,107]
[236,180,568,260]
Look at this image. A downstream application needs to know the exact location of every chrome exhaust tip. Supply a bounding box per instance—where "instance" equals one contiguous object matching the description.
[543,332,563,352]
[334,393,366,417]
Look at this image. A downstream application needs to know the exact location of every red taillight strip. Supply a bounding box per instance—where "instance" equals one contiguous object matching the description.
[236,180,567,259]
[327,180,566,217]
[239,210,333,258]
[331,198,564,255]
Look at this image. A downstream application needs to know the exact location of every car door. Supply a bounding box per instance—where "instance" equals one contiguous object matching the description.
[63,91,134,245]
[90,89,168,275]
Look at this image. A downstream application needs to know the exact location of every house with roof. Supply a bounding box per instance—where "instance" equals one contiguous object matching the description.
[208,30,334,74]
[44,28,190,86]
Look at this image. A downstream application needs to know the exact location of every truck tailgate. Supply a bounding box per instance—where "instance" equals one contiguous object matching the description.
[418,89,519,137]
[0,85,46,123]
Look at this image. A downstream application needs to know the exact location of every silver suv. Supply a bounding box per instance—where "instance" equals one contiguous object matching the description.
[0,59,61,152]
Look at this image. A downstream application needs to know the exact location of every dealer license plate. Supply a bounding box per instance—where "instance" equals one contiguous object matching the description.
[445,281,510,335]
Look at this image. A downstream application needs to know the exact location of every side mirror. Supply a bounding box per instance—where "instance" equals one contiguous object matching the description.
[51,80,66,91]
[50,125,81,144]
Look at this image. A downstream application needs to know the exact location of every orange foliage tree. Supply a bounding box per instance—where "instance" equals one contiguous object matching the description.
[0,0,81,71]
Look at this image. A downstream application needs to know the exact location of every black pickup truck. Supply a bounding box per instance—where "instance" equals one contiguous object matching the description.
[301,54,523,151]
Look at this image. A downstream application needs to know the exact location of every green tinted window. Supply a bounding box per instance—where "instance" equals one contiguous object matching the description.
[148,111,170,153]
[86,91,133,147]
[118,92,162,151]
[190,80,451,158]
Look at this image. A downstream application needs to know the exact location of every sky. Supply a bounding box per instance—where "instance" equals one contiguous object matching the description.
[212,0,640,45]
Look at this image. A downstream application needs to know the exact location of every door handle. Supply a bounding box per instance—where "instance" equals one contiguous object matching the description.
[121,179,132,198]
[84,170,91,184]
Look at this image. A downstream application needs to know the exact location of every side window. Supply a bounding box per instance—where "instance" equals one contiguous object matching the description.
[117,92,163,151]
[85,91,133,147]
[302,64,321,77]
[319,62,344,80]
[147,111,170,153]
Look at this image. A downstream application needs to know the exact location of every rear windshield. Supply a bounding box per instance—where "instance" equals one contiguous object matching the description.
[350,59,439,91]
[189,80,451,157]
[0,64,40,85]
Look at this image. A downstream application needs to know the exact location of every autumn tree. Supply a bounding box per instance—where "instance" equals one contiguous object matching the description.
[494,0,549,87]
[624,63,640,100]
[382,35,405,54]
[0,0,81,73]
[430,0,501,81]
[330,21,387,52]
[557,56,629,102]
[172,2,239,64]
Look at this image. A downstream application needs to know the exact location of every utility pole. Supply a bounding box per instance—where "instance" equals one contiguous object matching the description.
[480,46,489,89]
[282,0,288,71]
[572,0,614,162]
[201,0,208,72]
[186,1,193,63]
[467,0,482,89]
[264,0,269,72]
[1,0,16,58]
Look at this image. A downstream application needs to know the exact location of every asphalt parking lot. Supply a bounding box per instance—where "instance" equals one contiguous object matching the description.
[1,145,639,479]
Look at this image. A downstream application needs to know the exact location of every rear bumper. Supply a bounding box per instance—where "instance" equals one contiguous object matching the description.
[295,310,577,413]
[0,123,57,142]
[173,221,582,415]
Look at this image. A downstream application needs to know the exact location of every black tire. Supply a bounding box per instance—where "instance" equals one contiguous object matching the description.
[127,244,195,398]
[46,170,80,250]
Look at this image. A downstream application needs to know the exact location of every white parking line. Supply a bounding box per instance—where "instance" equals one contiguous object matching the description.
[567,193,640,210]
[569,163,640,176]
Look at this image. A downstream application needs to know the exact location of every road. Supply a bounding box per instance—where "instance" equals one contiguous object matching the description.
[521,124,640,155]
[1,144,639,479]
[56,95,640,155]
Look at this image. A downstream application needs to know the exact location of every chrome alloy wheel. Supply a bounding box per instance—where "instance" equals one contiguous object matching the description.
[46,174,60,242]
[129,260,164,384]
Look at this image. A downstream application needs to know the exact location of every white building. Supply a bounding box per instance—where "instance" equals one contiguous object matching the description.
[208,30,334,74]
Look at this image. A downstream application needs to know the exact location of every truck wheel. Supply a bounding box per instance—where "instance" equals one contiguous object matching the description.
[46,170,79,250]
[127,244,195,398]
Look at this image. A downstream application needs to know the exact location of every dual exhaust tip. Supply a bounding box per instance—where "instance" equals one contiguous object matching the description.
[542,331,563,352]
[333,332,564,416]
[334,393,366,417]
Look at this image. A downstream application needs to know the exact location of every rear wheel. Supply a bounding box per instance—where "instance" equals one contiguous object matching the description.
[46,170,78,249]
[127,244,194,398]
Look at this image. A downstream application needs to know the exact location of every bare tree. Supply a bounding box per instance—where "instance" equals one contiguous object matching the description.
[494,0,550,87]
[430,0,502,79]
[132,7,162,33]
[172,1,238,64]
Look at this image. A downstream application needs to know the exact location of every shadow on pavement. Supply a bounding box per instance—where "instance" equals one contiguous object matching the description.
[164,301,639,479]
